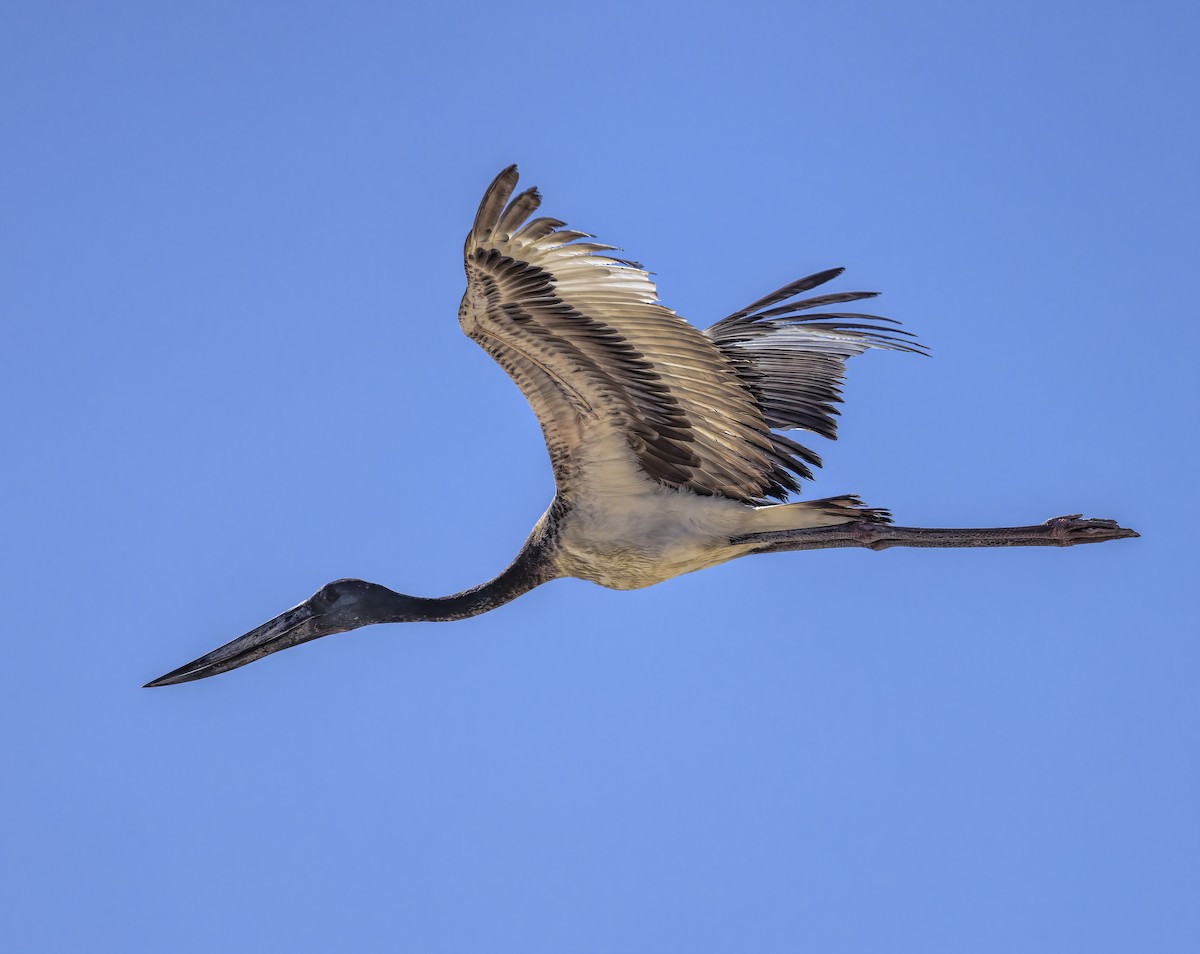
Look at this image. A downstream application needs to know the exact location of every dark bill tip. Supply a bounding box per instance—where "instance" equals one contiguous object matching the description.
[143,599,333,687]
[143,661,214,688]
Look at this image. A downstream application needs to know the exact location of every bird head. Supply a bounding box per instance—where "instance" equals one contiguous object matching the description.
[144,578,420,687]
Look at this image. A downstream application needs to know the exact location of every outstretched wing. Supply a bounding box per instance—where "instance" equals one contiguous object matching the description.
[706,271,926,486]
[460,166,792,503]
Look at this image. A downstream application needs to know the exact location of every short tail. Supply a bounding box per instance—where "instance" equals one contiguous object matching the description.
[741,494,893,534]
[805,494,893,525]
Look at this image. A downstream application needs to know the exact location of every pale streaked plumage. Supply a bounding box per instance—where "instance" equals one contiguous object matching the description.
[461,164,921,505]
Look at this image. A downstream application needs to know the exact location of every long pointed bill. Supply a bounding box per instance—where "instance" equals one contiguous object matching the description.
[144,600,340,687]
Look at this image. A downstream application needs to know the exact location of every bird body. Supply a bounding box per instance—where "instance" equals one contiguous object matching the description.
[146,166,1137,687]
[459,165,901,590]
[549,459,884,590]
[550,473,759,591]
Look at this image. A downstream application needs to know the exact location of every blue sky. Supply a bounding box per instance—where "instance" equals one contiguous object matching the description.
[3,2,1197,951]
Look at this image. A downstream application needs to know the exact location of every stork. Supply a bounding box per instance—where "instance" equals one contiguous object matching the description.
[146,166,1136,686]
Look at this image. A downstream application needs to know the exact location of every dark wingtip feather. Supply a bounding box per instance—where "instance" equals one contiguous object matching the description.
[470,165,520,245]
[715,268,847,327]
[496,186,543,238]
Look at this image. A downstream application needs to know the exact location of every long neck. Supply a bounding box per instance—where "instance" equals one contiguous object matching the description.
[390,536,558,623]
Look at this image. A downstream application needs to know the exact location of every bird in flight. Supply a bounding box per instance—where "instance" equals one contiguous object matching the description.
[146,166,1137,686]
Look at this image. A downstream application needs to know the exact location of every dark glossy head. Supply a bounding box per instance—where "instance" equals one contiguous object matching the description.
[144,578,418,687]
[309,578,418,627]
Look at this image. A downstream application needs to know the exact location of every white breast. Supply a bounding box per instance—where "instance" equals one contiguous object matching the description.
[552,431,757,589]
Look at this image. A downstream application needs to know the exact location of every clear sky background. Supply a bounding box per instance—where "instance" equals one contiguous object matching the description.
[3,2,1196,951]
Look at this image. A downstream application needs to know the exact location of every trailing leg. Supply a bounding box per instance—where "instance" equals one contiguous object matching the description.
[731,514,1139,554]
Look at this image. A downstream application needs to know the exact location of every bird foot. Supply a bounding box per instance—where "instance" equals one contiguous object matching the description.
[1042,514,1140,545]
